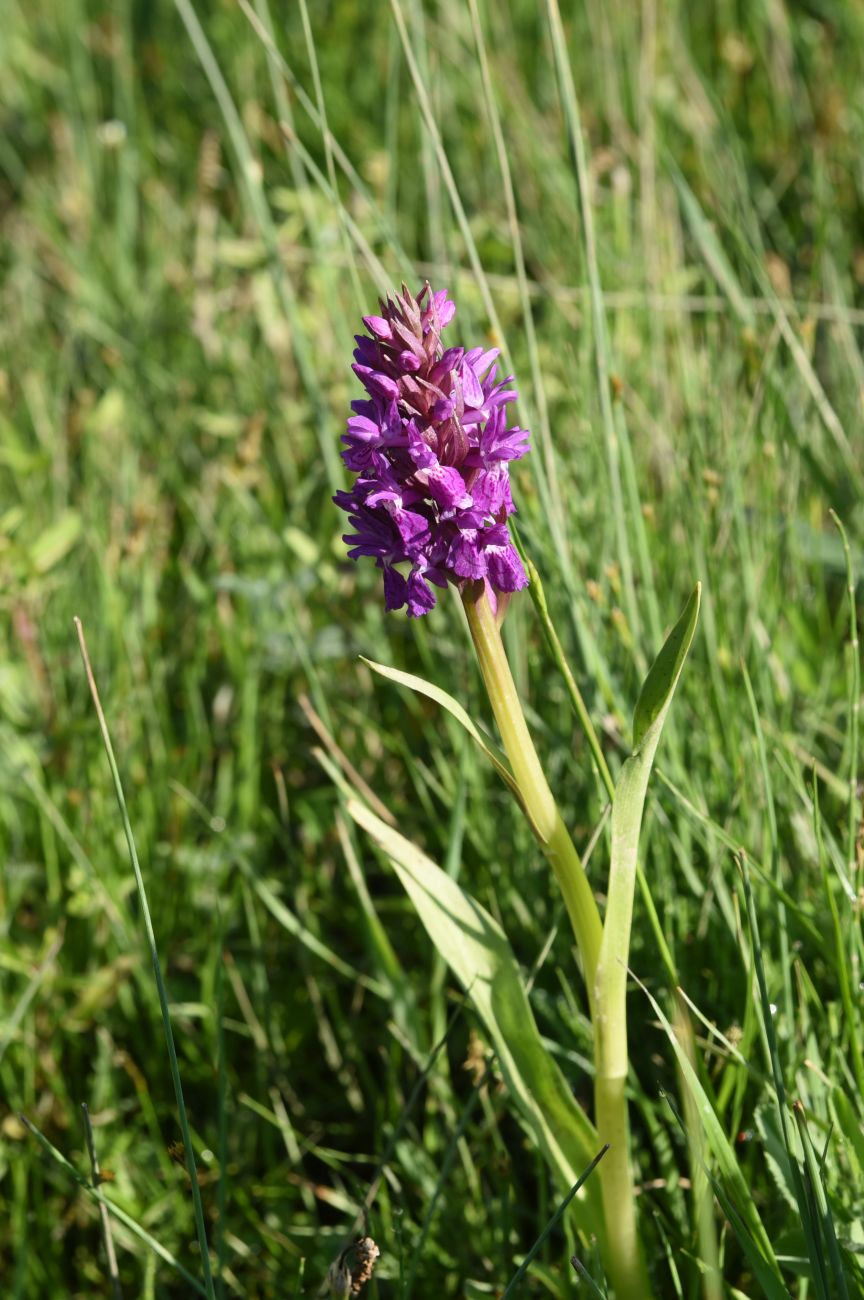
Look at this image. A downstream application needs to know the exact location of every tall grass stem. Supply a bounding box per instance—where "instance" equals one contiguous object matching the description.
[74,618,216,1300]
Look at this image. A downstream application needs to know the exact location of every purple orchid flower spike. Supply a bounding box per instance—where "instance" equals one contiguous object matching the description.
[335,282,530,616]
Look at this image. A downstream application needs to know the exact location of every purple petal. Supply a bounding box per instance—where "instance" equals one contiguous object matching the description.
[342,414,383,468]
[470,465,514,517]
[341,504,405,563]
[414,464,472,512]
[363,315,393,341]
[333,487,358,513]
[486,539,528,592]
[471,347,500,378]
[383,565,408,611]
[432,396,455,422]
[447,529,486,580]
[353,336,381,367]
[461,360,484,409]
[428,348,464,387]
[432,289,456,326]
[407,422,436,470]
[352,364,400,402]
[406,569,438,616]
[390,507,430,555]
[377,401,405,448]
[346,414,380,441]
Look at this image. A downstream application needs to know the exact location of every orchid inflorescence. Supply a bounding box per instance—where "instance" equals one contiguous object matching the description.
[335,282,530,616]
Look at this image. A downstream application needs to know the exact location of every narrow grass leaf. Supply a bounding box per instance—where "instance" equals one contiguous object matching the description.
[0,928,63,1065]
[74,619,215,1300]
[740,859,828,1297]
[794,1102,850,1300]
[80,1103,123,1300]
[597,585,701,1073]
[500,1145,609,1299]
[636,979,783,1282]
[571,1253,609,1297]
[513,538,615,801]
[19,1115,210,1298]
[829,511,861,881]
[814,776,864,1096]
[832,1089,864,1180]
[741,662,793,1029]
[238,858,389,998]
[671,169,755,325]
[172,0,339,489]
[545,0,648,652]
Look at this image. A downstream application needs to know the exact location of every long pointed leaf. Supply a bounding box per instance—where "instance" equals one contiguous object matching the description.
[361,656,522,803]
[638,979,785,1286]
[346,797,604,1241]
[597,585,701,1064]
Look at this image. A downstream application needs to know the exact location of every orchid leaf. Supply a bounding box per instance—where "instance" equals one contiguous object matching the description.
[632,584,702,750]
[361,656,521,802]
[347,797,604,1243]
[597,585,701,1072]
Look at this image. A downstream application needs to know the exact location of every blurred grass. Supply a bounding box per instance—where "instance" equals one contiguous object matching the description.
[1,0,863,1295]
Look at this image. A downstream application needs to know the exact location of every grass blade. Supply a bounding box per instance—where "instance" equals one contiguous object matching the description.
[500,1144,609,1299]
[829,511,861,883]
[739,859,829,1298]
[593,584,700,1300]
[81,1103,123,1300]
[360,655,525,810]
[635,976,783,1283]
[794,1102,851,1300]
[661,1094,790,1300]
[172,0,339,490]
[20,1115,209,1298]
[545,0,662,658]
[597,584,701,1063]
[74,618,216,1300]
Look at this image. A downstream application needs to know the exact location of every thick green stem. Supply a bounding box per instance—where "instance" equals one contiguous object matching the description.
[593,1066,648,1300]
[462,585,602,1012]
[590,759,653,1300]
[464,583,653,1300]
[592,760,649,1300]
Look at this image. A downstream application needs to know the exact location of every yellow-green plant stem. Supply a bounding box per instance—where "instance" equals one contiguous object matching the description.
[593,1061,649,1300]
[592,753,651,1300]
[462,585,602,1012]
[591,585,700,1300]
[463,582,671,1300]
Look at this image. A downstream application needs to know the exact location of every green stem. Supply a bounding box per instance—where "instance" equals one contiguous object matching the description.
[515,539,616,801]
[462,585,602,1011]
[593,1071,649,1299]
[464,582,661,1300]
[593,1073,645,1298]
[594,800,651,1300]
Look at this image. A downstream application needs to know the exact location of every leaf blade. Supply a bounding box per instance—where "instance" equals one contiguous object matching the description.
[346,796,604,1241]
[361,656,521,801]
[632,583,701,751]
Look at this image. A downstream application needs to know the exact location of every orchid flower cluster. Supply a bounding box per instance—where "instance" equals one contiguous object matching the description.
[335,283,530,616]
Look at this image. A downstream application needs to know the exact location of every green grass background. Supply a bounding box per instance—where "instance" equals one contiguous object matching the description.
[1,0,863,1296]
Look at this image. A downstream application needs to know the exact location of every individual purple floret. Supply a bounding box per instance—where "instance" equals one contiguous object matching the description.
[335,283,530,616]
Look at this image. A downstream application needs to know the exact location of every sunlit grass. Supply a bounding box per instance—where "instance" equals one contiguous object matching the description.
[0,1,862,1295]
